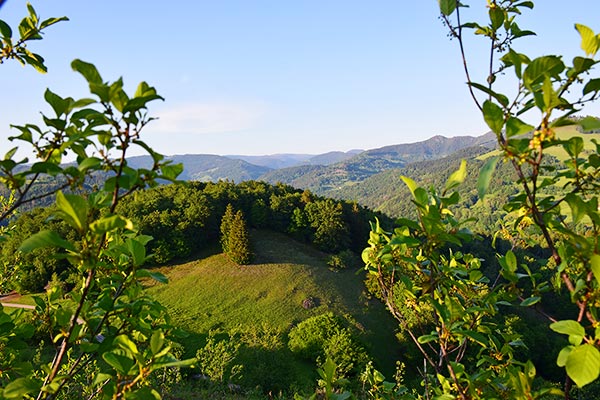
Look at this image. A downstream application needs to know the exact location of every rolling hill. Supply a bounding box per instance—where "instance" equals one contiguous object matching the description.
[146,230,401,389]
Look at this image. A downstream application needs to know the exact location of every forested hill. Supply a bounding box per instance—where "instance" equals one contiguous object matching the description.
[328,145,518,231]
[225,149,362,169]
[127,154,272,182]
[258,131,497,193]
[329,127,600,232]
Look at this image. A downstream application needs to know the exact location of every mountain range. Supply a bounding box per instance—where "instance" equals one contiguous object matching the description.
[128,131,497,191]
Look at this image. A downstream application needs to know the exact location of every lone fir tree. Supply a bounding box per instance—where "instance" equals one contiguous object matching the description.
[220,205,252,265]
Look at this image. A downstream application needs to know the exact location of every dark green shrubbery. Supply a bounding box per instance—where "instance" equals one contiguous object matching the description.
[288,313,368,378]
[326,249,358,272]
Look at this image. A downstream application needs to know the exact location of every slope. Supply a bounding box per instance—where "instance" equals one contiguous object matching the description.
[146,230,400,375]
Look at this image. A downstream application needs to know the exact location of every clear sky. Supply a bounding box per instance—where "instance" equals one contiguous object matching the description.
[1,1,599,157]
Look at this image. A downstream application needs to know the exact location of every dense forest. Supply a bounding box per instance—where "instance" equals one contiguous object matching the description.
[0,180,386,293]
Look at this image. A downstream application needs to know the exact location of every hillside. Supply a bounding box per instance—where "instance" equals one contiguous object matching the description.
[127,154,272,182]
[259,132,497,194]
[147,230,400,387]
[330,127,600,230]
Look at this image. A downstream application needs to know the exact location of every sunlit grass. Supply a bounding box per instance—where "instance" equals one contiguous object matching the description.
[147,229,400,375]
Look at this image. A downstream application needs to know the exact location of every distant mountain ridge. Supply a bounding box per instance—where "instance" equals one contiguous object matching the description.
[225,149,362,169]
[126,132,496,191]
[127,154,272,182]
[258,132,497,193]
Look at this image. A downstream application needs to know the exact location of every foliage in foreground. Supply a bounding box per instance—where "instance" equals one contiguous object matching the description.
[359,1,600,399]
[0,5,191,399]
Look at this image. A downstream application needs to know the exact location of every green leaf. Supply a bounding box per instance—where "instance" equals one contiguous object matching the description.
[477,156,499,200]
[542,76,561,110]
[400,176,418,197]
[468,82,509,107]
[19,230,76,252]
[77,157,102,171]
[505,117,534,138]
[583,79,600,96]
[127,238,147,267]
[44,88,69,117]
[575,24,600,57]
[557,346,572,367]
[520,296,541,307]
[564,136,584,158]
[39,16,69,30]
[550,320,585,346]
[591,255,600,286]
[150,331,165,355]
[565,193,586,224]
[30,161,63,175]
[115,335,139,355]
[123,94,164,114]
[501,49,530,79]
[482,100,504,134]
[505,250,517,272]
[136,269,168,284]
[71,98,96,109]
[56,191,88,233]
[19,52,47,73]
[566,344,600,387]
[0,19,13,39]
[3,378,40,399]
[417,334,438,344]
[489,7,504,30]
[160,163,183,181]
[523,56,565,91]
[102,352,133,375]
[445,159,467,193]
[154,357,197,369]
[90,215,132,234]
[438,0,457,16]
[71,59,103,85]
[460,330,489,347]
[515,1,534,9]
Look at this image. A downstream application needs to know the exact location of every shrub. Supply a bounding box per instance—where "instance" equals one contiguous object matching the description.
[326,249,357,271]
[288,313,368,377]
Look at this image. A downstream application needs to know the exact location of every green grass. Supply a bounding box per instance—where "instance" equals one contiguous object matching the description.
[147,230,400,375]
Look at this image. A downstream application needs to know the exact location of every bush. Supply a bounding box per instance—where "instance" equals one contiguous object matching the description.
[196,330,242,383]
[326,249,357,271]
[288,313,368,377]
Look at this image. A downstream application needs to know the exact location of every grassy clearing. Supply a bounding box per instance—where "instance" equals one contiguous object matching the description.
[147,230,400,375]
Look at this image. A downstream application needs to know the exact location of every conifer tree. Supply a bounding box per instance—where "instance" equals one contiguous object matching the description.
[220,203,235,253]
[227,210,253,265]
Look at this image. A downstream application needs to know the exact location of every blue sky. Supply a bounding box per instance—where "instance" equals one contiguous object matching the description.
[1,1,599,157]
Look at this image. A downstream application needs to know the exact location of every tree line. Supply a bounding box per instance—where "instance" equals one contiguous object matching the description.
[1,179,388,293]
